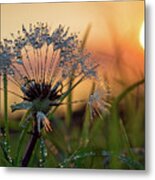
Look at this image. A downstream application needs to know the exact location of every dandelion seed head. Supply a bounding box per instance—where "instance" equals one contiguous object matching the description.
[88,78,111,119]
[2,22,97,132]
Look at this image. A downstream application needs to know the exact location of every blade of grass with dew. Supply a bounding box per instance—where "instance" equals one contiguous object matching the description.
[0,156,13,167]
[38,137,48,167]
[0,138,13,165]
[59,148,143,169]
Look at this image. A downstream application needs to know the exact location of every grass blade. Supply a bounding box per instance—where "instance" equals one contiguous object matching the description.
[14,110,32,166]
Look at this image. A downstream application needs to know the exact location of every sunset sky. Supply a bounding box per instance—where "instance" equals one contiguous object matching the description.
[1,1,144,49]
[1,1,144,75]
[0,1,144,116]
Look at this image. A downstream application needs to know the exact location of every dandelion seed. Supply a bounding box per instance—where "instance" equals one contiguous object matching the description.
[1,22,97,132]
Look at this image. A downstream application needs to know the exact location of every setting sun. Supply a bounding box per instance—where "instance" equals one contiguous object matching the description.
[140,21,144,49]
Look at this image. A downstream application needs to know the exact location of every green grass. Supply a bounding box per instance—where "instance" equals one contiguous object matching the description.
[0,77,145,169]
[0,24,145,169]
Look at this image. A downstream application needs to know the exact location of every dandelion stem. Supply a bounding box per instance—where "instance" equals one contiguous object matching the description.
[3,73,9,140]
[22,121,40,167]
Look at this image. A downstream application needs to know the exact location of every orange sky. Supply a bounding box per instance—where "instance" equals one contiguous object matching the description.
[1,1,144,73]
[0,1,144,117]
[1,1,144,49]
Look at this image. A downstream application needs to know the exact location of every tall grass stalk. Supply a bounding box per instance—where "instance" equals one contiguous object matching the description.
[0,73,13,165]
[3,73,9,141]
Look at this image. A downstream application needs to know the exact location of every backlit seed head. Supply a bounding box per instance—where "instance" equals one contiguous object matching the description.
[1,22,97,132]
[88,78,111,119]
